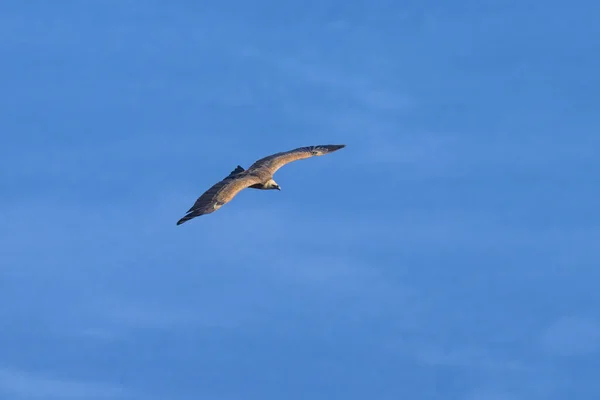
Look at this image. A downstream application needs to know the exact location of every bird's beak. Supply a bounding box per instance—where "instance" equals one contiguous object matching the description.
[276,186,281,191]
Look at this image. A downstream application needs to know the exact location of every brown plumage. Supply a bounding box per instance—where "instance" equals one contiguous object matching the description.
[176,144,346,225]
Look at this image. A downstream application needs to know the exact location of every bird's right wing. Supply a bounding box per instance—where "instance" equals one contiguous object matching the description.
[177,173,262,225]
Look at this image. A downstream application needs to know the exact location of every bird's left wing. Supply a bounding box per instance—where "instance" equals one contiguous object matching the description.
[248,144,345,176]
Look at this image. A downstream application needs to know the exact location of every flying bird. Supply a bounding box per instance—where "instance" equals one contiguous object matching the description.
[176,144,346,225]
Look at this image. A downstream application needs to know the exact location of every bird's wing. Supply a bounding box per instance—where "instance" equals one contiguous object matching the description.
[248,144,345,175]
[177,173,262,225]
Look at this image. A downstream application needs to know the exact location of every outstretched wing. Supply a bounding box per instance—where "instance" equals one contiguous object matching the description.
[248,144,345,175]
[177,173,261,225]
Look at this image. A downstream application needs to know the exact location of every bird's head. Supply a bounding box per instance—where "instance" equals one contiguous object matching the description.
[267,179,281,190]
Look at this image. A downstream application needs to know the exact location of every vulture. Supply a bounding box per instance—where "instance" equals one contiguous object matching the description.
[176,144,345,225]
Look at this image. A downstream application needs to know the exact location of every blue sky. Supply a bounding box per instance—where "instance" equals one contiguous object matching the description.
[1,0,599,399]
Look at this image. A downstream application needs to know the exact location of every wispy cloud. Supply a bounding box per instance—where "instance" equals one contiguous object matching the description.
[270,55,414,112]
[465,388,518,400]
[60,294,257,342]
[464,373,559,400]
[408,342,561,400]
[540,315,600,357]
[413,344,529,372]
[81,297,201,330]
[0,367,126,400]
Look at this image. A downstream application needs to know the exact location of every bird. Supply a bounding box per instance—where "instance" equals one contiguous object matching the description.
[176,144,346,225]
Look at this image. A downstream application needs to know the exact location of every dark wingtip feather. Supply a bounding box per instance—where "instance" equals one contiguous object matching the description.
[176,213,193,225]
[324,144,346,151]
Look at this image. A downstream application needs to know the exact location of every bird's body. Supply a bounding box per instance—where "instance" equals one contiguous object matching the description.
[176,144,345,225]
